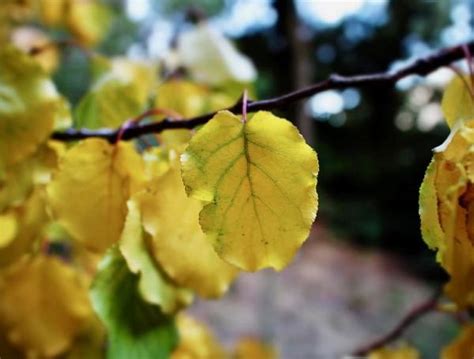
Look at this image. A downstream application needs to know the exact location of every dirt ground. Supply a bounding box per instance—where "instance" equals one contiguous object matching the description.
[189,224,457,359]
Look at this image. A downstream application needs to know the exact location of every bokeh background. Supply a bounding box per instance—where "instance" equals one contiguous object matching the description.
[55,0,474,357]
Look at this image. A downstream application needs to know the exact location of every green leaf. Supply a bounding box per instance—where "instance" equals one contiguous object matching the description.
[181,110,318,271]
[120,199,194,314]
[75,57,156,129]
[90,248,178,359]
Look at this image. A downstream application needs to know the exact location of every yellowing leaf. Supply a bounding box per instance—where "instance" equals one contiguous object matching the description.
[0,255,92,357]
[171,313,227,359]
[48,139,145,253]
[368,345,420,359]
[233,337,277,359]
[137,161,239,298]
[0,188,48,268]
[37,0,67,26]
[64,315,105,359]
[0,45,60,167]
[155,80,208,119]
[181,110,318,271]
[66,0,111,47]
[442,324,474,359]
[177,23,256,85]
[120,200,193,314]
[155,80,208,147]
[0,213,17,248]
[441,74,474,127]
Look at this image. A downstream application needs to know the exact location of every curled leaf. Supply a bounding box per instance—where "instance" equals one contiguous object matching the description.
[420,122,474,306]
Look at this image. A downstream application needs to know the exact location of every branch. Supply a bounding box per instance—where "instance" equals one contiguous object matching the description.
[51,41,474,143]
[351,290,442,356]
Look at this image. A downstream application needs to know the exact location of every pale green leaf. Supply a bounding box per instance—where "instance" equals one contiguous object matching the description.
[90,248,178,359]
[119,199,194,314]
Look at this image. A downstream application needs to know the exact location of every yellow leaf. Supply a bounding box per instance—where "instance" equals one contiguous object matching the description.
[155,80,208,119]
[233,337,277,359]
[47,139,145,253]
[441,74,474,127]
[442,324,474,359]
[171,313,227,359]
[66,0,111,47]
[0,141,62,212]
[0,188,48,268]
[368,345,420,359]
[120,199,194,314]
[0,255,92,357]
[0,213,17,248]
[137,161,239,298]
[181,110,318,271]
[0,45,60,167]
[37,0,67,26]
[419,122,474,306]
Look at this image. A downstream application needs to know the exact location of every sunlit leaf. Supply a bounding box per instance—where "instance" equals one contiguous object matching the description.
[442,324,474,359]
[137,160,239,298]
[441,74,474,127]
[48,139,145,253]
[90,248,178,359]
[120,200,194,314]
[0,45,60,167]
[0,255,92,357]
[177,23,256,85]
[171,313,227,359]
[181,110,318,271]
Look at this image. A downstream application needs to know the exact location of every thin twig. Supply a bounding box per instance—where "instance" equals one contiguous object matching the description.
[351,290,442,356]
[51,40,474,143]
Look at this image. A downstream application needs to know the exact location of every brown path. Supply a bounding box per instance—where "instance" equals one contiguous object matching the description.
[190,225,453,358]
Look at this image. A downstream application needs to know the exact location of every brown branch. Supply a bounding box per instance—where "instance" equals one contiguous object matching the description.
[51,41,474,143]
[351,290,442,356]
